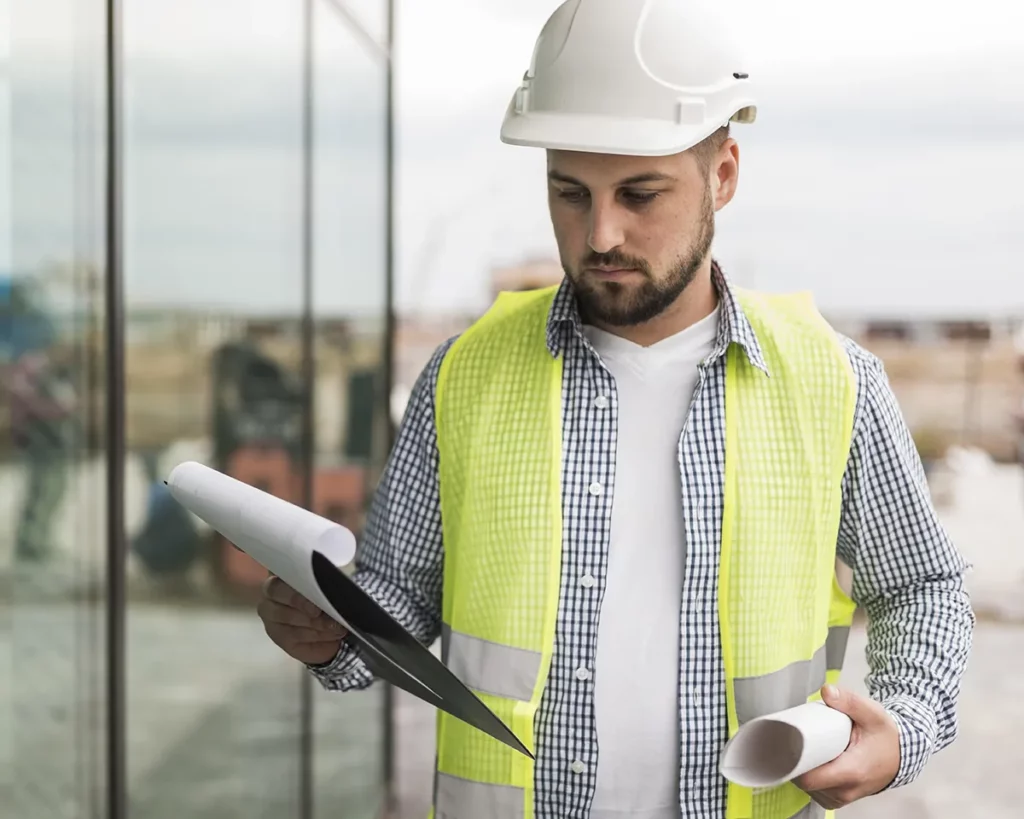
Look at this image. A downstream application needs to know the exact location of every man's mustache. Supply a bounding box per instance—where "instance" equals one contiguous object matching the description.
[581,252,651,273]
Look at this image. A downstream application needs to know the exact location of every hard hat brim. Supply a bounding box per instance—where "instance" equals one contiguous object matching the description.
[500,99,757,157]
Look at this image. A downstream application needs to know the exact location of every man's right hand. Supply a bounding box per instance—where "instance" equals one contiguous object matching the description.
[257,575,348,666]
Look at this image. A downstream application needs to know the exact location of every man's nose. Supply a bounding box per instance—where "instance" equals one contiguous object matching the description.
[588,203,626,254]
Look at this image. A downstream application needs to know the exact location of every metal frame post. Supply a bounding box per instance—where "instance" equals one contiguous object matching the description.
[103,0,127,815]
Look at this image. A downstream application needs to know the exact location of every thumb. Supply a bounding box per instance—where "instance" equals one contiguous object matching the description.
[820,684,882,726]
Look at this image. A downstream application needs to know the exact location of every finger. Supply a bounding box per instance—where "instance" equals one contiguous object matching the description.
[261,576,306,609]
[258,599,340,631]
[820,684,887,730]
[795,754,859,794]
[259,600,349,640]
[264,621,345,647]
[262,576,322,618]
[258,598,313,628]
[271,623,344,644]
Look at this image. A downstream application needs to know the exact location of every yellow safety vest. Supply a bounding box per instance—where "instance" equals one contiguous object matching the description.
[431,285,858,819]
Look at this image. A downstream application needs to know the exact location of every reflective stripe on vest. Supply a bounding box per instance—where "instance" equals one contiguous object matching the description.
[433,284,857,819]
[434,287,563,819]
[435,772,524,819]
[734,626,850,724]
[441,621,849,721]
[441,623,542,702]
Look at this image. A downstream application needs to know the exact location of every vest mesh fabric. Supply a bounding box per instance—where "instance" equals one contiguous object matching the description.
[435,287,564,813]
[433,285,857,819]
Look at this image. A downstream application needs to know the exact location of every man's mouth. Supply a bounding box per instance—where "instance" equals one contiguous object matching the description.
[585,267,641,280]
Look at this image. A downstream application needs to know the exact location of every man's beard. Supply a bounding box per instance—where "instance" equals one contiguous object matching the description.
[566,186,715,327]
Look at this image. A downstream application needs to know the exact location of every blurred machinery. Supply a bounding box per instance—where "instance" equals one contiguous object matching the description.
[210,338,305,468]
[208,336,378,593]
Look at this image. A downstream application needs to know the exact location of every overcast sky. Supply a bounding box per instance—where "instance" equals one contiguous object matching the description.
[3,0,1024,318]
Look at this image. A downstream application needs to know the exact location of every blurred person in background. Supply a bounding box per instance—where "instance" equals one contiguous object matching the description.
[0,276,77,563]
[256,1,975,817]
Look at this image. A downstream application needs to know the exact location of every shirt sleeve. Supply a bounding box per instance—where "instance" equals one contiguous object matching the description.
[835,338,975,790]
[308,337,456,692]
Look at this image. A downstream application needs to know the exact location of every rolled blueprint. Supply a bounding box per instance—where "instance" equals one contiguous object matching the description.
[165,459,534,759]
[719,701,852,788]
[165,459,357,579]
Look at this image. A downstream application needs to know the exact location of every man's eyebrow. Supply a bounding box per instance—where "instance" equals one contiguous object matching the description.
[617,171,675,185]
[547,170,676,186]
[547,170,585,186]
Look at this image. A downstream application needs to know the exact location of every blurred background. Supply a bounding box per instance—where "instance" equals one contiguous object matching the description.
[1,1,1022,818]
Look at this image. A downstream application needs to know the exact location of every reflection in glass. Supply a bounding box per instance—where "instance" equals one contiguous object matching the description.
[311,4,390,816]
[121,1,389,817]
[2,0,391,815]
[122,1,307,815]
[3,0,110,817]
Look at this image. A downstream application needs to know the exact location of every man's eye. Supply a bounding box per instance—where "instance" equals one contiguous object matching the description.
[557,190,588,204]
[622,191,659,205]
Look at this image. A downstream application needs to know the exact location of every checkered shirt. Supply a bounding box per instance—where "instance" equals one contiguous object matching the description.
[311,265,974,818]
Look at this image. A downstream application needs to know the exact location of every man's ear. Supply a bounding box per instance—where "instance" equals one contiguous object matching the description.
[713,138,740,210]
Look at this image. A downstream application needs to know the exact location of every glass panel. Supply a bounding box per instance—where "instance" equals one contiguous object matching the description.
[122,2,308,817]
[323,0,387,52]
[3,1,110,818]
[311,2,389,817]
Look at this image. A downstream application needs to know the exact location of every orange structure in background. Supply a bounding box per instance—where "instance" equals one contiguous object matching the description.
[489,258,564,300]
[215,446,367,590]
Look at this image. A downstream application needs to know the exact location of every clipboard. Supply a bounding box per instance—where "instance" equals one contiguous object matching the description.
[310,552,532,758]
[164,459,532,759]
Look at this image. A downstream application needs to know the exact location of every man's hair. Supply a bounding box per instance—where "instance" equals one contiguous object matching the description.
[690,124,731,174]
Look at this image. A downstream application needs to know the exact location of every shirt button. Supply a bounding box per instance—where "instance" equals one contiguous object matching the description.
[571,760,587,775]
[593,395,609,409]
[588,482,603,497]
[692,686,702,706]
[580,573,596,589]
[575,666,591,681]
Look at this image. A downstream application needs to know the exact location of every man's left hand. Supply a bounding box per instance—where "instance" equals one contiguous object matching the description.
[794,684,901,810]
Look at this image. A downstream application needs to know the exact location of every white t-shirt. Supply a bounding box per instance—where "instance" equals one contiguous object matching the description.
[584,307,720,819]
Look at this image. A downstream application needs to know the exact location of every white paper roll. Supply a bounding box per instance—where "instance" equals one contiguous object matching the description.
[719,701,852,788]
[165,461,357,622]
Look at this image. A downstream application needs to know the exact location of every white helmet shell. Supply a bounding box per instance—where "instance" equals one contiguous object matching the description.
[500,0,757,156]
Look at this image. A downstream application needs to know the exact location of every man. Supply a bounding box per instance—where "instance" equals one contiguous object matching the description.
[1,282,76,563]
[257,1,974,817]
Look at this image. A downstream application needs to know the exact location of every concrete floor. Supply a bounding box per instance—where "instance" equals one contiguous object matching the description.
[0,603,388,819]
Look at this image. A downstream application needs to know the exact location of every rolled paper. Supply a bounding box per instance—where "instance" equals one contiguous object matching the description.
[165,460,356,620]
[719,701,853,788]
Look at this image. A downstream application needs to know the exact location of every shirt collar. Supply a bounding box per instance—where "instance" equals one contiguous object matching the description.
[544,259,770,375]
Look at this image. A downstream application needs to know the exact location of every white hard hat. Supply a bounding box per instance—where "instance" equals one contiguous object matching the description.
[500,0,757,156]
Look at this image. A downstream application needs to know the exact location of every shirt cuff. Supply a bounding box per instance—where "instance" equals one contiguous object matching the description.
[306,639,375,692]
[881,694,939,790]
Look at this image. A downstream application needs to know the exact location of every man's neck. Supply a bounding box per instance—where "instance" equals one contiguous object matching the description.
[589,263,719,348]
